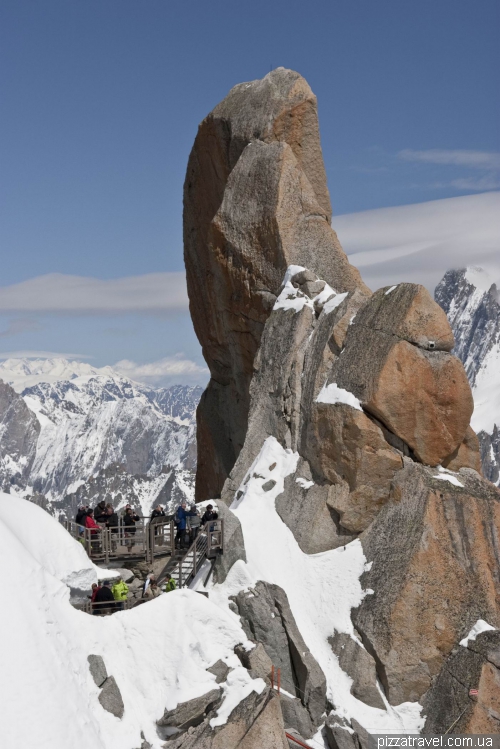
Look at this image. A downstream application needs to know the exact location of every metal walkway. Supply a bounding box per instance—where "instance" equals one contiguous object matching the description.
[157,520,224,589]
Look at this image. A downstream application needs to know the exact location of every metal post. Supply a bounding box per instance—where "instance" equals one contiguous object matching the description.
[104,529,109,565]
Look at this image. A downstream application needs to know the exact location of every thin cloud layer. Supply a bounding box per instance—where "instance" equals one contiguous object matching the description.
[334,191,500,292]
[398,149,500,192]
[114,355,209,386]
[0,272,188,314]
[398,149,500,170]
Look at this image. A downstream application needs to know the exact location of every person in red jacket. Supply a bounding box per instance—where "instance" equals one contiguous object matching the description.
[84,509,102,555]
[85,509,100,533]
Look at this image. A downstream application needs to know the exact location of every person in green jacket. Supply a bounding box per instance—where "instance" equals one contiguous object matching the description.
[111,577,129,610]
[163,575,176,592]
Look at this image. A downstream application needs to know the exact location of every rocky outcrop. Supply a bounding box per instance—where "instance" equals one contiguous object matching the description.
[353,461,500,705]
[0,380,40,492]
[423,630,500,733]
[185,67,368,499]
[157,689,222,733]
[184,71,500,737]
[163,687,288,749]
[232,581,327,729]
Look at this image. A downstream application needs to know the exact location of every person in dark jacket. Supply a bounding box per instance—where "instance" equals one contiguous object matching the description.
[75,506,88,526]
[93,580,114,615]
[174,501,196,549]
[201,505,218,525]
[150,505,165,522]
[106,507,120,551]
[94,500,108,523]
[123,507,140,552]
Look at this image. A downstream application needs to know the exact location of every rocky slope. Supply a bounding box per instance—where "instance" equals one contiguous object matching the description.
[435,267,500,484]
[0,358,201,516]
[182,68,500,747]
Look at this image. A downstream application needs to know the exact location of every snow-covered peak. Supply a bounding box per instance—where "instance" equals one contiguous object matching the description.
[0,357,117,392]
[464,266,495,293]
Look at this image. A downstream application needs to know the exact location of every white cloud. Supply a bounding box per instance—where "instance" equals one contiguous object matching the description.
[334,191,500,292]
[449,175,500,191]
[0,272,188,315]
[0,350,91,360]
[113,355,209,386]
[398,149,500,170]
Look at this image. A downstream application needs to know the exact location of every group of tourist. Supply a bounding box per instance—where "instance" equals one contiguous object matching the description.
[75,498,219,555]
[88,572,177,615]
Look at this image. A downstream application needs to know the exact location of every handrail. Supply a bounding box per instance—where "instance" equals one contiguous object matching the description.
[158,519,224,589]
[285,732,314,749]
[64,517,175,564]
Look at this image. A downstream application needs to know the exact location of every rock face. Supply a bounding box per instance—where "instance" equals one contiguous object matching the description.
[423,630,500,733]
[0,380,40,492]
[353,461,500,705]
[332,284,474,466]
[184,67,368,500]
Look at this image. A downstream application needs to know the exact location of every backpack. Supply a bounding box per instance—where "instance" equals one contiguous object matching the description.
[174,507,182,526]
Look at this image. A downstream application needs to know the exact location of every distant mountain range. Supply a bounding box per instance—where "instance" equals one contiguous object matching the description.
[0,358,202,517]
[435,267,500,485]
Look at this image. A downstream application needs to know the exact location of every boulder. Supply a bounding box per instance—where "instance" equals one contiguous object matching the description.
[206,660,230,684]
[87,654,107,687]
[333,285,474,466]
[423,630,500,733]
[353,460,500,705]
[157,688,222,732]
[98,675,124,719]
[235,642,273,681]
[233,581,327,725]
[328,632,385,709]
[324,715,359,749]
[184,67,368,499]
[442,425,482,473]
[163,687,288,749]
[354,284,455,351]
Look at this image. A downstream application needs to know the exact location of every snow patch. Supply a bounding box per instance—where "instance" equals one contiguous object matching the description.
[385,285,398,295]
[433,466,464,487]
[460,619,496,647]
[295,477,314,490]
[316,382,363,411]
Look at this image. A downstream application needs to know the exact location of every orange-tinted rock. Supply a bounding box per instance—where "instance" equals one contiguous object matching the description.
[366,340,474,465]
[184,69,367,499]
[354,462,500,705]
[360,284,455,351]
[442,425,483,473]
[306,402,403,532]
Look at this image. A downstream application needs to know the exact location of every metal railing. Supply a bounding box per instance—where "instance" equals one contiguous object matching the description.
[64,518,175,564]
[72,598,134,615]
[160,519,224,589]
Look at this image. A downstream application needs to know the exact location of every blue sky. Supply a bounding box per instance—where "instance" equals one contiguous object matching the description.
[0,0,499,384]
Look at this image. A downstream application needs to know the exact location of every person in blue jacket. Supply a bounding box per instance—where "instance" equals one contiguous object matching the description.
[174,501,196,549]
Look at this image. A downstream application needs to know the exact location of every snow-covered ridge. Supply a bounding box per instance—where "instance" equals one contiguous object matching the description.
[1,493,262,749]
